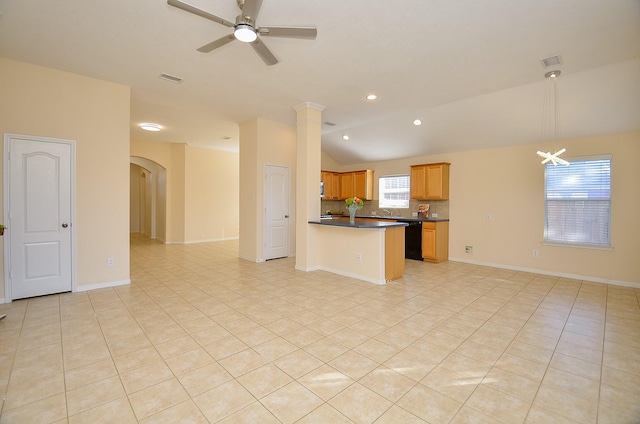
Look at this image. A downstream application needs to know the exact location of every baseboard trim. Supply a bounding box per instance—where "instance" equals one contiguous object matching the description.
[294,264,386,285]
[449,256,640,289]
[75,279,131,292]
[183,236,239,245]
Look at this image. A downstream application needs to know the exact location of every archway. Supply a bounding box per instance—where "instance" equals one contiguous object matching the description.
[130,156,167,242]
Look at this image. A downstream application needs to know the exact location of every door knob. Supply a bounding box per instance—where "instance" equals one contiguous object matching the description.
[284,215,289,218]
[61,223,69,228]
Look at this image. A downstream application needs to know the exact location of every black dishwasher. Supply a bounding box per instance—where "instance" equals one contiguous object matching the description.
[404,221,423,260]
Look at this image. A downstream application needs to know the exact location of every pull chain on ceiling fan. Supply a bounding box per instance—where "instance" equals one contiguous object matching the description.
[167,0,317,65]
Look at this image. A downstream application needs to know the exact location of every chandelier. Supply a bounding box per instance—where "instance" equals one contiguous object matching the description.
[537,70,568,166]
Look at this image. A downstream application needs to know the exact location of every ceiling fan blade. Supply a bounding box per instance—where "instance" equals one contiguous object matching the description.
[258,26,317,39]
[241,0,263,23]
[167,0,234,27]
[251,38,278,65]
[197,34,235,53]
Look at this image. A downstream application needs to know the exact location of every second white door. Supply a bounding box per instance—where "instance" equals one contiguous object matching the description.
[264,165,289,260]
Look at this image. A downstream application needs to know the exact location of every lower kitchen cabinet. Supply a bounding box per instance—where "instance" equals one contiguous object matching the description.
[422,221,449,262]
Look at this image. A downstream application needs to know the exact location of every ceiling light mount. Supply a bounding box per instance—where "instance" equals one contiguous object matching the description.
[544,70,561,79]
[140,123,162,132]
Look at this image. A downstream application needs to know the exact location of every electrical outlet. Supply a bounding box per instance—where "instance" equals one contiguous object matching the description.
[533,249,539,258]
[107,258,114,267]
[356,253,362,261]
[412,212,418,217]
[432,213,438,218]
[465,246,473,254]
[486,213,493,221]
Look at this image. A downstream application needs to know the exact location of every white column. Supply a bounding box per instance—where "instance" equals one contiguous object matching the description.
[293,102,325,271]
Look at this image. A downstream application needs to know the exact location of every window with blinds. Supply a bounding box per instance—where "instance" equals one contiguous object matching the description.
[544,157,611,247]
[379,175,410,209]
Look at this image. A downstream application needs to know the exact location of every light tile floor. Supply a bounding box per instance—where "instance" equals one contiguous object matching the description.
[1,234,639,423]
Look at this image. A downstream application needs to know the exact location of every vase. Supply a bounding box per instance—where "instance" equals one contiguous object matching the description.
[348,205,359,224]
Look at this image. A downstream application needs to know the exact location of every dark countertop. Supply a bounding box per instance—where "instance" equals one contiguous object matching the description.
[319,215,449,223]
[309,218,409,229]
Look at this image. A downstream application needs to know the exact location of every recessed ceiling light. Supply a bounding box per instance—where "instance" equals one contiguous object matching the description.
[140,123,162,132]
[366,94,377,100]
[413,119,422,126]
[342,135,350,141]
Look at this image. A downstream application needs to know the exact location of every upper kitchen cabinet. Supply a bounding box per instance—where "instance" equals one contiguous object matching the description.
[410,162,450,200]
[321,171,341,200]
[340,170,374,200]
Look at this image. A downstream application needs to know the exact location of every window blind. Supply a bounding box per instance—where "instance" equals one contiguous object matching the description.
[379,175,410,209]
[544,158,611,246]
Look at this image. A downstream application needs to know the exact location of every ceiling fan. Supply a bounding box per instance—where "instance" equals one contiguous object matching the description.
[167,0,317,65]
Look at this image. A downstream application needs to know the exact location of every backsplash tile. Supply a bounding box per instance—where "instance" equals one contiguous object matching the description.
[321,199,449,219]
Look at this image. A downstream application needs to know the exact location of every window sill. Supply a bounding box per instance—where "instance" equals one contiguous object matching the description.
[542,241,613,251]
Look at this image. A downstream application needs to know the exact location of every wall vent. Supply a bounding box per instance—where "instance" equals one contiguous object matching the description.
[159,73,183,83]
[540,55,562,68]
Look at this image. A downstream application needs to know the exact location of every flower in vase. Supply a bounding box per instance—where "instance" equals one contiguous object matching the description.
[345,197,363,208]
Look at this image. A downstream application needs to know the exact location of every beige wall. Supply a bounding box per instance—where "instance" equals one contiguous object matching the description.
[184,147,239,243]
[0,57,131,297]
[131,139,239,244]
[323,131,640,286]
[239,117,296,261]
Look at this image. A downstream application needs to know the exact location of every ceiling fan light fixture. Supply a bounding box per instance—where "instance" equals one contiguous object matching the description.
[234,24,257,42]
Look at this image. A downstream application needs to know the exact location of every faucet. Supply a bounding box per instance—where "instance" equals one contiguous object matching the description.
[382,209,393,216]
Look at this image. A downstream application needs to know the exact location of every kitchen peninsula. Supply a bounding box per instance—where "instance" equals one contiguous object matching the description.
[308,217,408,284]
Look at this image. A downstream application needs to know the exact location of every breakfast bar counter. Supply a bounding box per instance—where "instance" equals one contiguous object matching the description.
[308,217,408,284]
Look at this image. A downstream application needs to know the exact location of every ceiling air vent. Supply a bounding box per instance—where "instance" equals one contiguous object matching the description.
[323,121,336,127]
[159,73,183,83]
[540,55,562,68]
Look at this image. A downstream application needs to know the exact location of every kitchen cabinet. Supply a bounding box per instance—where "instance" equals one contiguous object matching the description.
[340,170,374,200]
[321,171,341,200]
[384,226,406,281]
[422,221,449,263]
[340,172,354,199]
[410,162,450,200]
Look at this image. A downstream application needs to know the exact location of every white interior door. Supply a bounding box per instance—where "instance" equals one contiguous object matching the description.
[5,134,73,300]
[264,165,289,260]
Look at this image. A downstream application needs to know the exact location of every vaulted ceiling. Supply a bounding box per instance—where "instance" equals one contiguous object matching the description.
[1,0,638,165]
